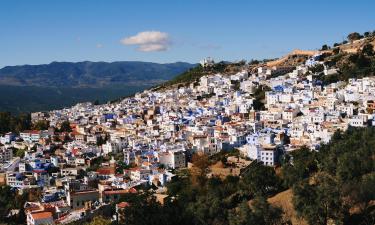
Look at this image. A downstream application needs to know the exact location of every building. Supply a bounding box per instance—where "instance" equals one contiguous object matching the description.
[124,150,136,165]
[27,211,54,225]
[0,132,16,144]
[66,189,99,210]
[158,150,186,169]
[200,57,215,67]
[0,147,13,163]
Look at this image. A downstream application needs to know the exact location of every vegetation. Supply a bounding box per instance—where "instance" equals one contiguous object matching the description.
[161,64,221,87]
[281,127,375,225]
[0,85,149,114]
[86,156,105,172]
[0,186,42,225]
[316,43,375,85]
[58,120,72,132]
[347,32,362,42]
[109,159,285,225]
[0,61,195,113]
[252,85,271,110]
[81,127,375,225]
[32,120,49,130]
[0,112,31,134]
[0,61,195,87]
[160,61,245,88]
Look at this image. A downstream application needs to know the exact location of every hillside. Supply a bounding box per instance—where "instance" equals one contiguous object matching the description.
[155,61,247,90]
[0,61,195,88]
[268,189,307,225]
[0,61,195,113]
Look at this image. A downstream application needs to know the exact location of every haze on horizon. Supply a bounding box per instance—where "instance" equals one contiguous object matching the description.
[1,0,375,68]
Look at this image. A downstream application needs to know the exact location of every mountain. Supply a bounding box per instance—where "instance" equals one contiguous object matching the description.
[0,61,196,113]
[0,61,196,87]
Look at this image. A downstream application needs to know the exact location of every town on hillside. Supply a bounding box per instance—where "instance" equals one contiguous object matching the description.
[1,32,375,225]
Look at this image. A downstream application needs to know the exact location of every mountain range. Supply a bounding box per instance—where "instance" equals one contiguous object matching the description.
[0,61,195,87]
[0,61,196,113]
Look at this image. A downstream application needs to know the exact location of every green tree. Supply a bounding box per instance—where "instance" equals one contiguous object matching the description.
[281,146,317,187]
[252,85,271,110]
[361,43,374,56]
[32,120,49,130]
[347,32,361,42]
[293,173,345,225]
[228,201,254,225]
[15,148,26,158]
[241,161,281,196]
[309,64,324,74]
[59,120,72,132]
[251,195,283,225]
[0,112,31,134]
[85,216,111,225]
[228,197,283,225]
[321,44,329,50]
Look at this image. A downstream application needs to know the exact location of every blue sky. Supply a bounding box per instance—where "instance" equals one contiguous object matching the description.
[0,0,374,68]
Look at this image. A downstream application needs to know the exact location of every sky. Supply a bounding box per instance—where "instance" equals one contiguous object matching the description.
[0,0,375,68]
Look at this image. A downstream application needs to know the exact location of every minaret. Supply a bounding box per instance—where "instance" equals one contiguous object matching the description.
[110,156,116,168]
[249,106,255,122]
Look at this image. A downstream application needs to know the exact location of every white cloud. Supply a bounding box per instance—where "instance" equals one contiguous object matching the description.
[120,31,171,52]
[96,43,103,48]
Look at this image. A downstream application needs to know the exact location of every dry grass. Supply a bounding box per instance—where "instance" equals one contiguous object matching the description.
[268,189,308,225]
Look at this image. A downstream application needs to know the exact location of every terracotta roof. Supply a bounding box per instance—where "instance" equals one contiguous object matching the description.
[117,202,130,208]
[22,130,40,134]
[97,167,115,175]
[104,188,137,195]
[31,211,53,220]
[71,190,99,196]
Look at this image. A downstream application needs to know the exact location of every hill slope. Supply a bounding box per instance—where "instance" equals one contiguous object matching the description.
[0,61,196,88]
[0,61,195,113]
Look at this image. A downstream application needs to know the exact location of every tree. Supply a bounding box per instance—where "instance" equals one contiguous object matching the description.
[120,192,190,225]
[0,112,31,134]
[59,121,72,132]
[86,216,111,225]
[251,195,283,225]
[248,59,260,65]
[96,136,106,146]
[32,120,49,130]
[309,64,324,74]
[228,197,283,225]
[281,146,317,187]
[228,201,254,225]
[241,161,280,196]
[291,127,375,225]
[293,174,345,225]
[252,85,271,110]
[361,43,374,56]
[347,32,361,42]
[321,44,329,50]
[332,47,340,55]
[0,186,27,224]
[191,153,210,186]
[15,148,26,158]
